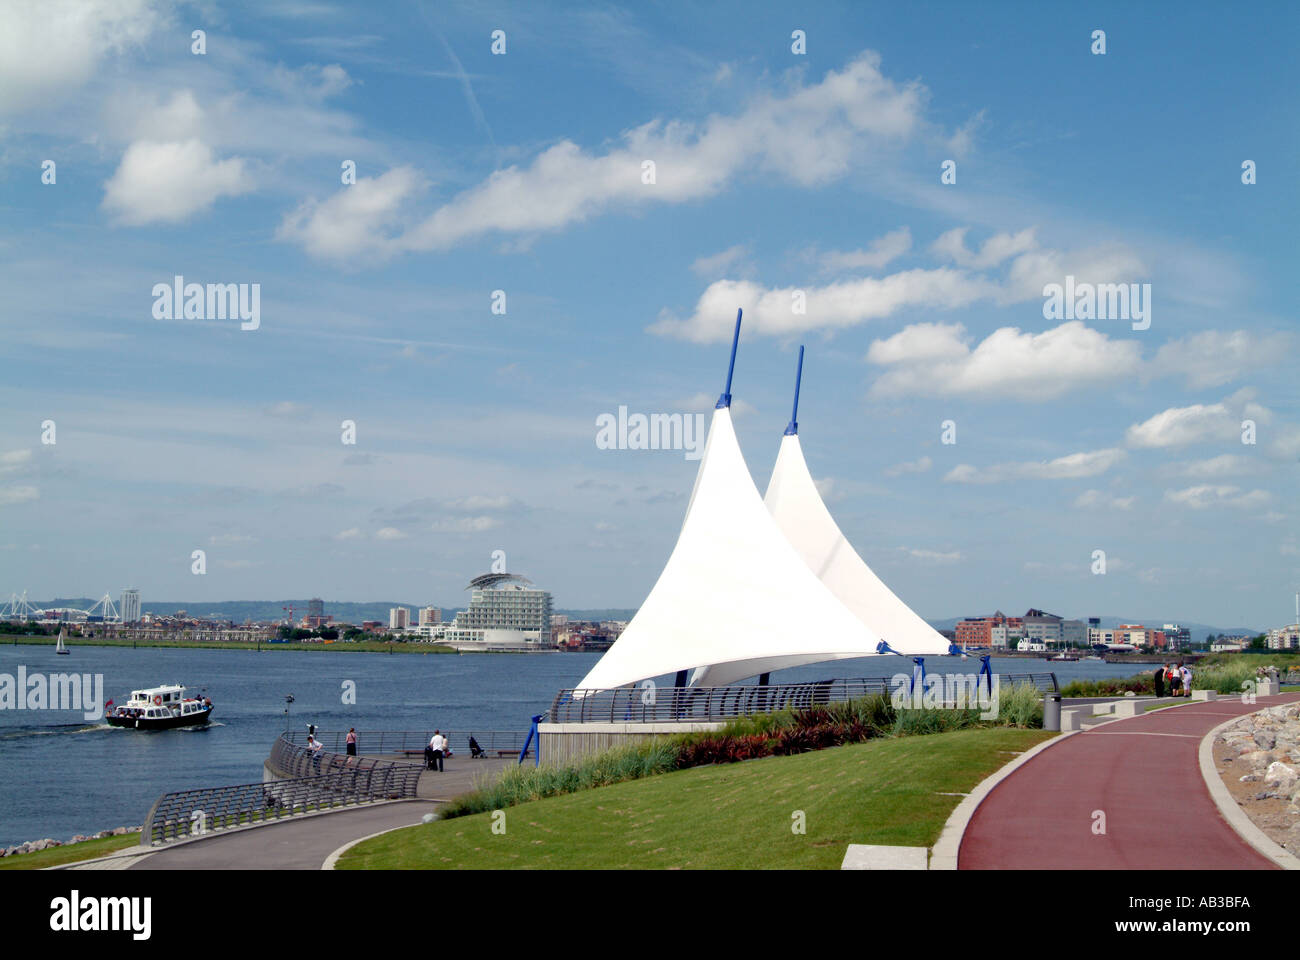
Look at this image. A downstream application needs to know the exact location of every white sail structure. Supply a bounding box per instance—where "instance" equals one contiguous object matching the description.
[689,348,951,687]
[574,314,891,693]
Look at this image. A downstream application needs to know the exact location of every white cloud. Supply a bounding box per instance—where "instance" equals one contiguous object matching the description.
[653,269,999,342]
[1154,330,1293,389]
[283,52,931,258]
[431,516,501,533]
[1125,401,1238,449]
[1175,454,1253,478]
[0,485,39,507]
[884,456,932,477]
[334,527,363,540]
[1074,489,1136,510]
[818,227,912,272]
[0,0,162,116]
[945,448,1125,484]
[691,245,749,277]
[898,547,962,563]
[209,533,257,545]
[1164,485,1271,510]
[869,321,1141,400]
[930,227,1037,269]
[683,393,756,417]
[277,166,423,260]
[102,139,252,225]
[0,449,32,474]
[375,526,408,540]
[265,401,312,419]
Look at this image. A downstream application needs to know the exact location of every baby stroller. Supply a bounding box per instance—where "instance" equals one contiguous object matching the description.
[469,736,486,759]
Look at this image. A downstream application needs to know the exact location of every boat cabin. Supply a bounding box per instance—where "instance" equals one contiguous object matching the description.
[126,684,189,707]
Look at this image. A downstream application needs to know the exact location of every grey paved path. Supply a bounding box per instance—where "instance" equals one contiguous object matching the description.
[130,800,440,870]
[128,754,516,870]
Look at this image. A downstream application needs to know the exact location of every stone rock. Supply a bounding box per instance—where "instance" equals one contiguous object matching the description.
[112,826,128,836]
[1255,730,1278,750]
[1264,761,1298,788]
[1239,774,1260,782]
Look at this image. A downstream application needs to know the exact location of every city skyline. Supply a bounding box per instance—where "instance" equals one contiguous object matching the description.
[1,2,1297,626]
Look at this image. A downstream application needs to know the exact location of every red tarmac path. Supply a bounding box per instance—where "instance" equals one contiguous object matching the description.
[959,693,1300,870]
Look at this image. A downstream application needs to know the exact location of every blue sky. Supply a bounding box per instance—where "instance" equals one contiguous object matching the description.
[1,0,1296,627]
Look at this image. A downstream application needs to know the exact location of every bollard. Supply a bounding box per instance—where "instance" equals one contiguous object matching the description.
[1043,692,1061,731]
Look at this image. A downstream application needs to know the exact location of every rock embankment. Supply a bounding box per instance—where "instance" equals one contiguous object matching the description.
[1213,702,1300,853]
[0,825,141,859]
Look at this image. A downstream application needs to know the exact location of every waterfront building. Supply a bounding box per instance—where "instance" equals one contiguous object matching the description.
[419,606,441,626]
[120,589,141,623]
[1266,623,1299,650]
[442,574,553,651]
[388,607,410,630]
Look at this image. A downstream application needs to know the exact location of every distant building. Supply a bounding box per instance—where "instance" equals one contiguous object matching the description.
[551,614,569,628]
[1162,623,1191,648]
[1023,609,1064,646]
[442,573,553,651]
[388,608,410,630]
[307,598,324,620]
[120,589,141,623]
[419,606,441,626]
[361,620,384,633]
[1267,623,1300,650]
[1017,639,1046,652]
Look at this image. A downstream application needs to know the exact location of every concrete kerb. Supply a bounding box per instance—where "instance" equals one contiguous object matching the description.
[320,816,435,870]
[1198,708,1300,871]
[929,729,1078,870]
[46,798,418,870]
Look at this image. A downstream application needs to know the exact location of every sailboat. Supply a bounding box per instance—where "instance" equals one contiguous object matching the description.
[55,627,70,655]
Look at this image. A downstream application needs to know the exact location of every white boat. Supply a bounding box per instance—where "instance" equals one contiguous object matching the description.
[106,684,212,730]
[55,628,69,655]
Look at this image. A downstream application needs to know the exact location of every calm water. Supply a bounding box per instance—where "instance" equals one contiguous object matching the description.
[0,644,1146,847]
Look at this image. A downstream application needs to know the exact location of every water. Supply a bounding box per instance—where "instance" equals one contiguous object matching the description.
[0,644,1146,848]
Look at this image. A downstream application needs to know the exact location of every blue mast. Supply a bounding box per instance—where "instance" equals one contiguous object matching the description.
[716,308,742,409]
[783,345,804,436]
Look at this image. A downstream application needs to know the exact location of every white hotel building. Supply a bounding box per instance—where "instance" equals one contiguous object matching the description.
[442,574,553,651]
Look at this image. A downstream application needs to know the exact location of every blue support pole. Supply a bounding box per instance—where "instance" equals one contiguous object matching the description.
[784,345,804,436]
[909,657,927,696]
[716,308,742,409]
[978,655,993,702]
[519,713,543,766]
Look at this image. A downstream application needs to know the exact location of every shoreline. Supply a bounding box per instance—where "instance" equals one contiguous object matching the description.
[2,637,461,655]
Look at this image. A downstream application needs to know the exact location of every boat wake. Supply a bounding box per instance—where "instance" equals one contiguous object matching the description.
[0,721,115,740]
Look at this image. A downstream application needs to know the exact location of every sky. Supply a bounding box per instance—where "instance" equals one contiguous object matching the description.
[0,0,1296,628]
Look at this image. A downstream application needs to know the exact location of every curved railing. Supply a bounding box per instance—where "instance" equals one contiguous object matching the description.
[546,673,1059,723]
[142,748,421,847]
[280,729,528,757]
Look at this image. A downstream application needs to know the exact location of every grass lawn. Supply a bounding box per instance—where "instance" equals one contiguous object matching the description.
[0,832,141,870]
[339,726,1053,870]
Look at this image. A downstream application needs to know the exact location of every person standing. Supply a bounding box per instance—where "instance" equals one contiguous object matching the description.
[1168,664,1182,697]
[429,729,447,772]
[1179,663,1192,698]
[346,727,358,756]
[1153,665,1166,698]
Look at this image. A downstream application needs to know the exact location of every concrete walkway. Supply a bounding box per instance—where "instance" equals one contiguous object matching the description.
[127,755,516,870]
[959,693,1300,869]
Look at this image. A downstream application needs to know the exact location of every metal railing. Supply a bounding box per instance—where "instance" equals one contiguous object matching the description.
[282,729,528,756]
[546,673,1059,723]
[142,743,421,847]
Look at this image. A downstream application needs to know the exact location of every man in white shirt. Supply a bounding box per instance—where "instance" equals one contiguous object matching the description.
[428,730,447,772]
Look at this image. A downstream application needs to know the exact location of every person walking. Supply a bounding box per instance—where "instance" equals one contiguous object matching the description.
[1153,665,1166,698]
[1179,662,1192,698]
[428,729,447,772]
[345,727,358,756]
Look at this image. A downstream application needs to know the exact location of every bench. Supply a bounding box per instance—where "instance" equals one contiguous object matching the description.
[498,749,532,758]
